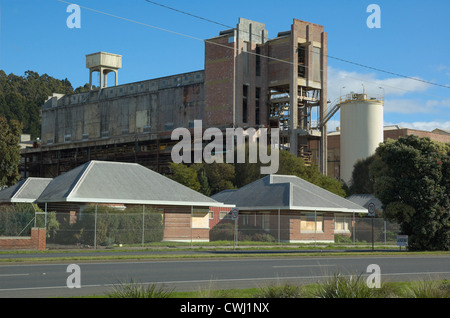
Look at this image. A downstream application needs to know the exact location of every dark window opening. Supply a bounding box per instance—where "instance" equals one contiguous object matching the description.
[243,85,248,124]
[256,46,261,76]
[255,87,261,125]
[298,45,306,78]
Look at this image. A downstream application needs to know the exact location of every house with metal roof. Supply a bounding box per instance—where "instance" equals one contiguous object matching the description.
[211,174,367,243]
[36,160,233,242]
[0,177,52,204]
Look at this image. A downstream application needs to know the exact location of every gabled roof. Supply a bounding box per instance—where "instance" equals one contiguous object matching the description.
[0,178,52,203]
[37,161,232,207]
[211,175,367,213]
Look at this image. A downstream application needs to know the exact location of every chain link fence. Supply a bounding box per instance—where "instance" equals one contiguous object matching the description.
[0,203,401,248]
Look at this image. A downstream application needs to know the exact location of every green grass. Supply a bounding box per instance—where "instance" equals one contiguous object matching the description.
[1,246,448,264]
[108,279,175,298]
[101,278,449,299]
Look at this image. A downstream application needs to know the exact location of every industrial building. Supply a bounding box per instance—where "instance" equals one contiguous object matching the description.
[312,124,450,182]
[20,18,329,178]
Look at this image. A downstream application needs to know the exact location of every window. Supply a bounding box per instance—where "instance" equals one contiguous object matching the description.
[261,213,270,231]
[192,208,209,229]
[255,87,261,125]
[255,46,261,76]
[297,45,306,78]
[243,85,248,124]
[335,215,350,232]
[300,213,323,232]
[242,214,250,225]
[209,211,214,219]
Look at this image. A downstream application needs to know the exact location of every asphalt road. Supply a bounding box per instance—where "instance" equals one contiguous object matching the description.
[0,254,449,298]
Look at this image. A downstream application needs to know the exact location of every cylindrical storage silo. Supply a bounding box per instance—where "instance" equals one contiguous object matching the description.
[340,94,383,184]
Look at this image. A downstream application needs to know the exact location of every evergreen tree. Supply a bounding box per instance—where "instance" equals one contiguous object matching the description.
[0,117,22,188]
[371,135,450,250]
[0,70,88,139]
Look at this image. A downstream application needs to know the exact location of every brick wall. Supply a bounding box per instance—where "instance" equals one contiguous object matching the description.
[289,212,335,242]
[162,206,227,242]
[0,228,46,250]
[209,206,233,229]
[234,210,337,243]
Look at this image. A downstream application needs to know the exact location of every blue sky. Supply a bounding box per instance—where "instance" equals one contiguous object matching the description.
[1,0,449,131]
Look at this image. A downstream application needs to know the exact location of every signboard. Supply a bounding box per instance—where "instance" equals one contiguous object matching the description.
[231,207,239,220]
[367,202,376,217]
[397,235,408,247]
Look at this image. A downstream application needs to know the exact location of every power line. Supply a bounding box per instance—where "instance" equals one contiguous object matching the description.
[52,0,449,99]
[143,0,450,90]
[143,0,231,30]
[327,55,450,89]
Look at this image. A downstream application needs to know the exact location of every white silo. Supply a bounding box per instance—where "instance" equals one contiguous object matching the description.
[340,92,384,184]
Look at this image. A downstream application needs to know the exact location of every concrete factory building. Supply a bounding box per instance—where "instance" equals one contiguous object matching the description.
[20,17,329,178]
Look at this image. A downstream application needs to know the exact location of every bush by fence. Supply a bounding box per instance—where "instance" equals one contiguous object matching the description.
[50,206,164,246]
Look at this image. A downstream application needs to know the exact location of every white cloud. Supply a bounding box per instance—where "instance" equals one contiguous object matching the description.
[327,66,431,102]
[327,66,450,115]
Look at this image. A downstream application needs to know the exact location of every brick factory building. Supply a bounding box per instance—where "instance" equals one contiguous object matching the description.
[20,18,329,178]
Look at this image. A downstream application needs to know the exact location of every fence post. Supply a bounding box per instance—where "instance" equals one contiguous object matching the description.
[314,210,317,247]
[278,208,280,244]
[44,203,48,229]
[94,204,97,249]
[352,212,355,245]
[142,204,145,247]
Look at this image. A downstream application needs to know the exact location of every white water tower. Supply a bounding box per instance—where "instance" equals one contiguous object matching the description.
[86,52,122,89]
[340,91,384,184]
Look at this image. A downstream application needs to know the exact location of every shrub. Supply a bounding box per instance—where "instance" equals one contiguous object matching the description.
[404,280,450,298]
[52,205,164,246]
[313,273,379,298]
[255,283,304,298]
[239,224,276,242]
[109,279,175,298]
[210,223,277,242]
[334,234,352,244]
[210,222,235,241]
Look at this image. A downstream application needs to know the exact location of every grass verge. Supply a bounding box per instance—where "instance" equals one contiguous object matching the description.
[103,277,449,298]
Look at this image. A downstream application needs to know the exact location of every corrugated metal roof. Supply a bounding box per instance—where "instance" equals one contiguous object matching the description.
[37,161,232,207]
[211,175,367,213]
[0,178,52,203]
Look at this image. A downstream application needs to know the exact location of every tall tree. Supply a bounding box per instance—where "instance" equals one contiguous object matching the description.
[371,135,449,250]
[168,162,201,192]
[0,70,87,139]
[0,117,22,188]
[347,155,377,195]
